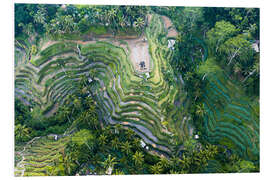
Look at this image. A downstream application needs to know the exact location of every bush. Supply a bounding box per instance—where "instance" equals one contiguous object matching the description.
[45,124,68,134]
[87,26,108,35]
[144,153,160,165]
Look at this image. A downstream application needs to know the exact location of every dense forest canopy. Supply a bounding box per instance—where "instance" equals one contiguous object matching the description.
[14,4,259,176]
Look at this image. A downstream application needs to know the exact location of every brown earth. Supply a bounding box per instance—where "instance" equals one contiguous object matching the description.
[161,15,178,37]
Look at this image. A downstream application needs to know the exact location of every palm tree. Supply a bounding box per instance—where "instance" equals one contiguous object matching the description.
[158,156,170,170]
[126,129,135,140]
[89,68,98,80]
[34,10,46,25]
[233,62,242,75]
[85,96,95,107]
[61,106,71,123]
[170,155,181,170]
[132,151,144,166]
[73,98,82,110]
[150,163,163,174]
[101,154,117,175]
[206,144,218,158]
[113,169,125,175]
[52,15,64,34]
[195,103,206,117]
[169,169,180,174]
[98,134,107,147]
[15,124,31,142]
[105,8,117,32]
[63,15,76,33]
[121,141,132,155]
[79,75,88,87]
[194,89,202,101]
[89,115,99,130]
[111,138,120,150]
[114,123,123,134]
[179,154,192,170]
[19,23,34,36]
[134,17,145,34]
[184,71,193,81]
[127,6,142,27]
[118,15,126,29]
[132,138,141,150]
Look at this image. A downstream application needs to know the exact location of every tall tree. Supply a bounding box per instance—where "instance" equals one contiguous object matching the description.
[15,124,31,142]
[150,163,163,174]
[121,141,132,155]
[219,34,253,66]
[132,151,144,166]
[206,21,238,54]
[101,154,117,174]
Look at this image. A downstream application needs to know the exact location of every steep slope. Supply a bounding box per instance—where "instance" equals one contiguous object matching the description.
[14,14,191,156]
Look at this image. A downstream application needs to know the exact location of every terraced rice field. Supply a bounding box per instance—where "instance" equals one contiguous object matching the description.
[14,14,191,156]
[202,71,259,162]
[14,136,69,176]
[15,12,259,168]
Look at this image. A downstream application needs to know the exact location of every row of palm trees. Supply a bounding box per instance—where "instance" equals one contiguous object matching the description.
[18,4,148,37]
[97,141,218,175]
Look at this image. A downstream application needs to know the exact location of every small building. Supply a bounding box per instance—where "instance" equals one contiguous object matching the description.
[145,72,150,79]
[252,40,260,52]
[88,78,93,83]
[140,140,146,148]
[106,167,113,175]
[139,61,146,70]
[168,39,176,50]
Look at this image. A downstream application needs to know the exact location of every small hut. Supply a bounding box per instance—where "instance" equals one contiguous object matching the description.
[252,40,260,52]
[139,61,146,70]
[168,39,176,50]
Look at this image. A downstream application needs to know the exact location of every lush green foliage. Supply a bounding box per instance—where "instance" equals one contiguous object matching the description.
[15,4,259,176]
[15,4,148,38]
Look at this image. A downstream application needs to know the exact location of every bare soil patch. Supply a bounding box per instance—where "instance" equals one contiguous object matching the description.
[161,16,178,37]
[167,28,178,37]
[125,36,151,73]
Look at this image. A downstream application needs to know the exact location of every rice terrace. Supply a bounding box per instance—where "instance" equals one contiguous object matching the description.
[14,4,260,176]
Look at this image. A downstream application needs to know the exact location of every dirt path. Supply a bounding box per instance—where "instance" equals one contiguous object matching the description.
[40,40,58,51]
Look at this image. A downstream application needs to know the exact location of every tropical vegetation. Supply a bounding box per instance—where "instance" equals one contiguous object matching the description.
[14,4,259,176]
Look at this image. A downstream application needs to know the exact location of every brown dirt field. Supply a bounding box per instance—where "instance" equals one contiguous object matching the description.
[162,16,173,29]
[125,36,151,73]
[167,28,178,37]
[161,16,178,37]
